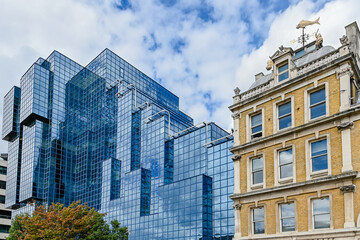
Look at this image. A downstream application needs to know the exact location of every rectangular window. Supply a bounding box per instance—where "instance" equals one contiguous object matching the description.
[279,148,293,179]
[278,63,289,82]
[253,207,265,234]
[0,196,5,204]
[0,181,5,190]
[311,139,328,172]
[251,113,262,139]
[278,102,292,130]
[252,157,263,185]
[313,197,330,229]
[280,203,295,232]
[0,166,6,175]
[310,88,326,119]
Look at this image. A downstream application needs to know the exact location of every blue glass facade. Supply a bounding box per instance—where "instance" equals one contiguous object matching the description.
[2,49,234,239]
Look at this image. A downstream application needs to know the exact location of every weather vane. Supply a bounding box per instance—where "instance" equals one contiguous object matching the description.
[294,17,320,47]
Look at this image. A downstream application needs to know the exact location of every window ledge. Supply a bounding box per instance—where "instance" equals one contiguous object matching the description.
[250,184,264,190]
[307,114,328,123]
[230,171,357,199]
[278,178,294,185]
[310,170,328,179]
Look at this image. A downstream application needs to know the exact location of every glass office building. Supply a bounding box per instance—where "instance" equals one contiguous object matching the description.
[2,49,234,239]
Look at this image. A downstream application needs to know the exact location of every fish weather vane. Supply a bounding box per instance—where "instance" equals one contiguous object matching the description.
[294,17,320,47]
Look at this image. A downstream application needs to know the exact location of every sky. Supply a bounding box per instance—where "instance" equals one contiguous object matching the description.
[0,0,359,153]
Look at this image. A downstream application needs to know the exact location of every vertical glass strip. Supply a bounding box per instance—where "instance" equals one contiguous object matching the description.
[164,139,174,184]
[140,168,151,216]
[110,159,121,200]
[131,111,141,171]
[202,175,213,239]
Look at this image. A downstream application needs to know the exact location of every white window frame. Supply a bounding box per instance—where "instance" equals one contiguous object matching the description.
[273,96,294,132]
[274,145,296,185]
[308,195,333,231]
[250,206,266,235]
[279,202,297,233]
[305,134,331,180]
[247,109,264,142]
[247,154,265,191]
[277,61,290,83]
[304,83,329,123]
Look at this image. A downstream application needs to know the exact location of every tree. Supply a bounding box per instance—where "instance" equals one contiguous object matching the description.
[7,201,128,240]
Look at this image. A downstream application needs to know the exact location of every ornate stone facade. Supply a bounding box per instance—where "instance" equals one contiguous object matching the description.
[229,22,360,239]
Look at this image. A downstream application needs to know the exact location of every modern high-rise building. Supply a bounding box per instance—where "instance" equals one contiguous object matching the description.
[2,49,234,239]
[230,22,360,239]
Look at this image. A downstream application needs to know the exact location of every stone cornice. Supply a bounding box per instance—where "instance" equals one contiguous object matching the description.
[230,105,360,153]
[229,53,352,111]
[230,171,358,200]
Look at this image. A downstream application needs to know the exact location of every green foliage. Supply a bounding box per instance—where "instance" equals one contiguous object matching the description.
[7,201,128,240]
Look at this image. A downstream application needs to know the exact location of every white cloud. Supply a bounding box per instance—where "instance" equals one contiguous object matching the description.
[0,0,359,153]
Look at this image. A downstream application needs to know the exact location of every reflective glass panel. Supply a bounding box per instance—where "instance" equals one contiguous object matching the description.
[313,198,330,229]
[281,203,296,232]
[253,207,265,234]
[311,139,327,172]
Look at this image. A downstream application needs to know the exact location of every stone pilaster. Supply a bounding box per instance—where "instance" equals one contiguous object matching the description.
[233,203,242,239]
[340,184,356,228]
[338,120,353,172]
[336,63,353,112]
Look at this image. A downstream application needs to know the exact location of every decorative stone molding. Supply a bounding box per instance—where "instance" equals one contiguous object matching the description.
[340,35,349,45]
[232,111,241,120]
[233,95,241,104]
[232,154,242,161]
[337,121,354,131]
[232,203,242,210]
[336,65,354,79]
[340,184,356,193]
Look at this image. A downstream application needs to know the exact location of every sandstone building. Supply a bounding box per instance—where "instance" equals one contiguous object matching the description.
[229,22,360,239]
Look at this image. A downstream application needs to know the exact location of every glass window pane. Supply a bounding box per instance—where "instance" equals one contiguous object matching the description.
[253,171,263,184]
[310,89,325,106]
[313,198,330,214]
[279,149,293,165]
[254,222,265,234]
[279,115,292,129]
[295,50,305,58]
[251,114,262,127]
[279,102,291,117]
[280,164,293,178]
[281,203,295,218]
[278,63,288,73]
[311,140,327,156]
[252,125,262,134]
[314,214,330,229]
[282,218,295,232]
[253,207,264,221]
[312,155,328,172]
[252,157,263,171]
[279,72,289,82]
[311,102,326,119]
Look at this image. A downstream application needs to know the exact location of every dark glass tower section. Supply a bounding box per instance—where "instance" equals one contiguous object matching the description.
[2,49,234,239]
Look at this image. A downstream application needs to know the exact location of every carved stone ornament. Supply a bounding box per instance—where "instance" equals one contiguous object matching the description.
[336,65,354,79]
[234,87,241,96]
[340,35,349,45]
[232,203,242,210]
[232,154,242,161]
[340,184,356,193]
[337,121,354,131]
[266,59,273,71]
[231,112,241,120]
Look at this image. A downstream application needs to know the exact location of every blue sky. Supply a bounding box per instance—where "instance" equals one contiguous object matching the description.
[0,0,359,152]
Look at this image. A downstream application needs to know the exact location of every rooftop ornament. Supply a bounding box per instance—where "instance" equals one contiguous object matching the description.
[296,17,320,47]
